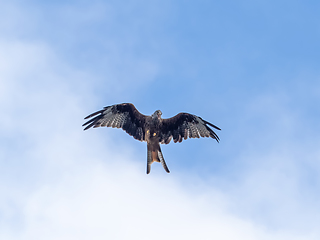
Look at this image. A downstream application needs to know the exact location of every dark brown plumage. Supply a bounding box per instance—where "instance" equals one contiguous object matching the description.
[82,103,220,174]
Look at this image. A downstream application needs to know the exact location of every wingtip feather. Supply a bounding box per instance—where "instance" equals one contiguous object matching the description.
[84,110,104,120]
[203,120,221,131]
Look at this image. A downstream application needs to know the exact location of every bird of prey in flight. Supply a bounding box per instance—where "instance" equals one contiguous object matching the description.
[83,103,220,174]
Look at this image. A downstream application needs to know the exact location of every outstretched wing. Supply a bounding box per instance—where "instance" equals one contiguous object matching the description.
[82,103,147,141]
[159,113,220,144]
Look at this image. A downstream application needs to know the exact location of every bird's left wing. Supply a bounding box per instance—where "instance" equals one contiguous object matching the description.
[82,103,147,141]
[159,113,220,144]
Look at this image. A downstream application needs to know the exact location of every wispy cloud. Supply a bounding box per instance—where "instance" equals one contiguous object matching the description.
[0,26,317,240]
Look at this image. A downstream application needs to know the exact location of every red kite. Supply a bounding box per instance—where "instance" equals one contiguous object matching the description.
[83,103,220,174]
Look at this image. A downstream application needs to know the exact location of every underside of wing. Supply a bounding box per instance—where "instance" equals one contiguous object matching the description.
[159,113,220,144]
[82,103,147,142]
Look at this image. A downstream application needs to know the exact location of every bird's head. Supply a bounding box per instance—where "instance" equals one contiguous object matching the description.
[152,110,162,119]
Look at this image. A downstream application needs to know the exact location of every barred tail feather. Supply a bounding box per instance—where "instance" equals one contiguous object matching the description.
[147,147,152,174]
[158,147,170,173]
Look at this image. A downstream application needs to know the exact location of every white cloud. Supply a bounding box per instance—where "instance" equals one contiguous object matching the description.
[0,36,318,240]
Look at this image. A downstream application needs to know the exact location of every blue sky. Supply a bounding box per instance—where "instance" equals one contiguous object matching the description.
[1,0,320,239]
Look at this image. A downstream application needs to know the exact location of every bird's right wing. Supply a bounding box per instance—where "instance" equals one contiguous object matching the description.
[82,103,148,142]
[159,113,220,144]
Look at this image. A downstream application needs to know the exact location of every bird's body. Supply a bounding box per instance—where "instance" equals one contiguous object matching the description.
[144,111,170,173]
[83,103,220,174]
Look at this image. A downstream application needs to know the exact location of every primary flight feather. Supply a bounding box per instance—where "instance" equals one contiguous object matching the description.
[83,103,221,174]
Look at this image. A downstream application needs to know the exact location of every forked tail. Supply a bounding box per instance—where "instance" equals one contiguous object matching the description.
[147,144,170,174]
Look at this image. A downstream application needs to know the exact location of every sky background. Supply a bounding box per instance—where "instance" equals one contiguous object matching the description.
[1,0,320,239]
